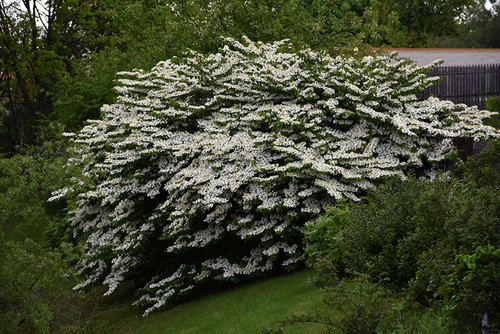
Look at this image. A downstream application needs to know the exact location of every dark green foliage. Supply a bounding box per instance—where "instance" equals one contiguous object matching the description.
[305,203,350,283]
[0,239,104,334]
[436,2,500,48]
[459,136,500,192]
[487,96,500,113]
[439,245,500,320]
[405,177,499,316]
[305,139,500,328]
[485,97,500,129]
[0,135,103,333]
[0,0,113,153]
[0,131,73,242]
[366,0,475,47]
[306,178,434,291]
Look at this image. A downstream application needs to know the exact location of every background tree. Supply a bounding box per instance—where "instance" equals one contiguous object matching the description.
[364,0,477,47]
[53,0,374,135]
[436,1,500,48]
[0,0,112,153]
[3,0,489,155]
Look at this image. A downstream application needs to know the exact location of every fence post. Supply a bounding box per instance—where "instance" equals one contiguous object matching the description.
[482,313,496,334]
[482,313,488,334]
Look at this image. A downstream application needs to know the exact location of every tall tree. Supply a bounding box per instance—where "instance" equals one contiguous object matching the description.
[436,1,500,48]
[364,0,477,47]
[0,0,112,153]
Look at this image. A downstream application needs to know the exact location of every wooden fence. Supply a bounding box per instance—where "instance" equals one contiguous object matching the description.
[417,63,500,110]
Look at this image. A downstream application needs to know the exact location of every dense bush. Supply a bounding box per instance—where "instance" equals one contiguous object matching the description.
[52,37,498,315]
[306,139,500,327]
[0,132,72,242]
[486,96,500,113]
[306,177,439,289]
[0,239,104,334]
[0,134,104,333]
[485,96,500,128]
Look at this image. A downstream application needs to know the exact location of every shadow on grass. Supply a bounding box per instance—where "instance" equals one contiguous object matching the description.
[98,270,326,334]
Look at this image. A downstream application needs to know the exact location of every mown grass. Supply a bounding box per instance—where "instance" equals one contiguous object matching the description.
[99,270,326,334]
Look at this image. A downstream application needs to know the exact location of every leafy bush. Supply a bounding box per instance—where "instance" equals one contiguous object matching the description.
[485,96,500,128]
[306,177,440,290]
[305,202,350,283]
[306,139,500,327]
[0,133,73,242]
[439,245,500,321]
[459,136,500,188]
[0,133,103,333]
[52,37,498,315]
[486,96,500,113]
[0,239,103,334]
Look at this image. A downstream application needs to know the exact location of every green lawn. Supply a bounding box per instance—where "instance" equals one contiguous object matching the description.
[101,270,326,334]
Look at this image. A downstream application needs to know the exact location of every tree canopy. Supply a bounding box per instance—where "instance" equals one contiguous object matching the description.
[0,0,113,152]
[366,0,477,47]
[2,0,493,154]
[437,1,500,48]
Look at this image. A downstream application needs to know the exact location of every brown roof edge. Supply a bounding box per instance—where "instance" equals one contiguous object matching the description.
[379,48,500,52]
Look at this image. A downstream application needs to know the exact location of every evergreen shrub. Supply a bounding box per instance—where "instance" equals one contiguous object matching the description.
[51,37,498,314]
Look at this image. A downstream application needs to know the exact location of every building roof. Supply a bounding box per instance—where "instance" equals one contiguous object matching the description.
[384,48,500,66]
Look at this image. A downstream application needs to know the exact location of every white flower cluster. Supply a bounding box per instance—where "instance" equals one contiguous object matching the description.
[53,37,499,315]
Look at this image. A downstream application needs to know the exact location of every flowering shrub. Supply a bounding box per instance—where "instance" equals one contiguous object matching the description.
[51,37,498,315]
